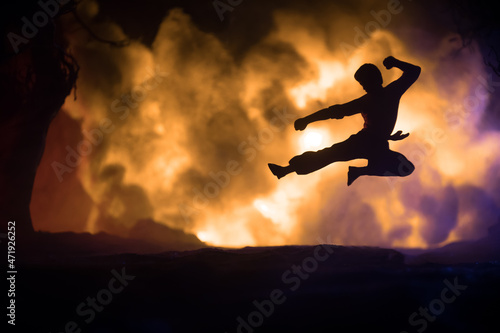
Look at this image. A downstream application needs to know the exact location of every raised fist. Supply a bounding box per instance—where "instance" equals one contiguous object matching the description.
[383,56,397,70]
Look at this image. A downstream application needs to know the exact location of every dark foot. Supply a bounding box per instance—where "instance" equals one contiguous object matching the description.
[347,166,361,186]
[268,163,289,179]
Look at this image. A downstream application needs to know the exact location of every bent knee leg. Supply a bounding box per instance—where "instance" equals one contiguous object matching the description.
[396,156,415,177]
[381,151,415,177]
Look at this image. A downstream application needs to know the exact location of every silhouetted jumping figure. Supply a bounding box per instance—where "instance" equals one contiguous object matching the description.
[268,56,421,185]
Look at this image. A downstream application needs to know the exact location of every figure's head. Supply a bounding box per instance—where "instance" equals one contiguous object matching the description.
[354,63,383,93]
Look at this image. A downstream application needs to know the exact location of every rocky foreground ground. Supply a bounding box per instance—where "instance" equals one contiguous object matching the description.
[7,228,499,333]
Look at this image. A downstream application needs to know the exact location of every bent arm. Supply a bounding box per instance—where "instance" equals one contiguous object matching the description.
[385,56,421,93]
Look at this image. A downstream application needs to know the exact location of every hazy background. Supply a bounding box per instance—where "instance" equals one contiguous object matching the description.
[30,0,500,249]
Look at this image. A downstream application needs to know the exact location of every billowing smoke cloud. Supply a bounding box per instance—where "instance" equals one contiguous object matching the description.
[31,0,500,249]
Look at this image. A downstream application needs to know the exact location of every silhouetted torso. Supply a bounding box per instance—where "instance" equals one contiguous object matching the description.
[356,76,414,139]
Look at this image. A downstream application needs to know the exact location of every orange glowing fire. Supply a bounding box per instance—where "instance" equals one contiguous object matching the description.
[34,7,499,251]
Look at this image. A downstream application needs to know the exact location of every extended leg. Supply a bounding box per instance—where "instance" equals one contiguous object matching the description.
[268,163,294,179]
[269,136,363,179]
